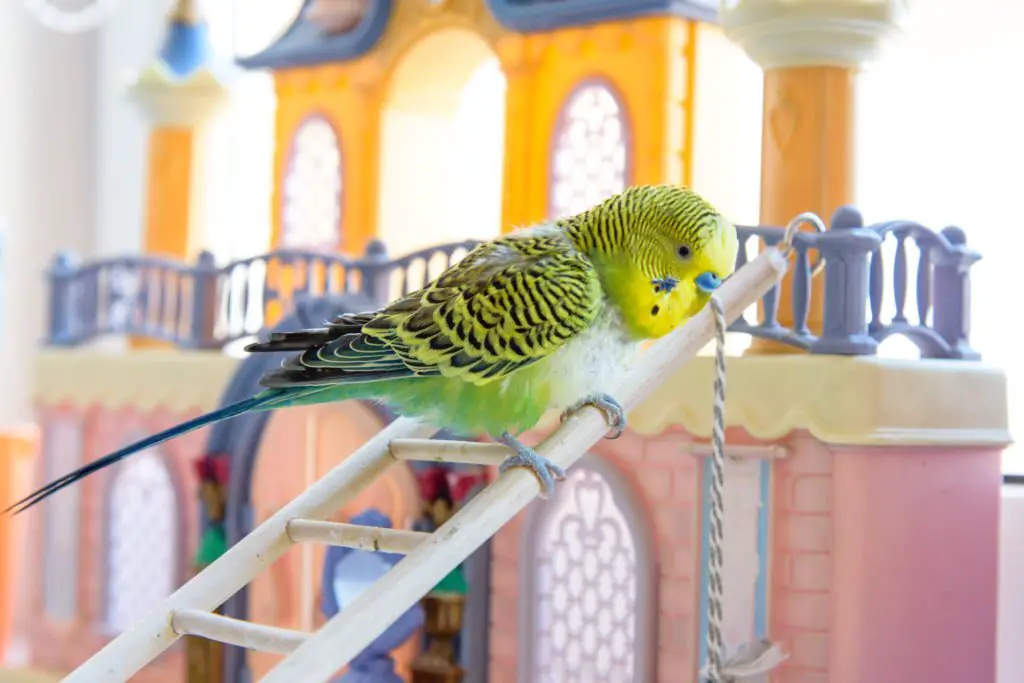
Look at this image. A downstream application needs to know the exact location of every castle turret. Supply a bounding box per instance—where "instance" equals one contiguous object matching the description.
[126,0,228,263]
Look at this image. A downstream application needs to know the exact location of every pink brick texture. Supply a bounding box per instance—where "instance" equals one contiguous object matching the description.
[770,434,835,683]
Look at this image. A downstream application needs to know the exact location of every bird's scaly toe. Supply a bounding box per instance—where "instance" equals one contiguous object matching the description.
[497,433,566,499]
[560,392,628,440]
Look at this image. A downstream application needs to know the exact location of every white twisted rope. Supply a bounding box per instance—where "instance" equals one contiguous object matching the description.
[701,213,825,682]
[20,0,121,34]
[701,295,787,682]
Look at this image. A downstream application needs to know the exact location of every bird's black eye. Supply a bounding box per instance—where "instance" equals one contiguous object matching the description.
[677,245,692,260]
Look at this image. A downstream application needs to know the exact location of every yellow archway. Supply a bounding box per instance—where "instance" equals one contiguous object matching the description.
[377,28,507,256]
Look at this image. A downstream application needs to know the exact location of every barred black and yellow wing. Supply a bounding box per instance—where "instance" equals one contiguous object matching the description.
[249,230,603,388]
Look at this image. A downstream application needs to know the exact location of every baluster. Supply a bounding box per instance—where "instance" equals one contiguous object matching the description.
[46,251,80,345]
[809,206,881,356]
[175,269,187,340]
[262,256,279,330]
[792,245,812,336]
[191,250,219,349]
[84,268,99,338]
[308,257,320,296]
[932,226,980,359]
[239,263,254,337]
[404,260,418,296]
[868,249,884,334]
[165,271,178,340]
[223,264,235,338]
[360,240,391,305]
[152,268,164,336]
[136,266,150,334]
[916,244,932,326]
[98,267,110,333]
[760,236,781,328]
[892,233,908,323]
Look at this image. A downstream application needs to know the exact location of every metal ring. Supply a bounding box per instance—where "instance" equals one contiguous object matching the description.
[781,212,827,278]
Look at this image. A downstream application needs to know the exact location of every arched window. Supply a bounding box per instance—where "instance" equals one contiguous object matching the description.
[549,81,629,219]
[280,116,343,250]
[523,455,654,683]
[105,448,179,633]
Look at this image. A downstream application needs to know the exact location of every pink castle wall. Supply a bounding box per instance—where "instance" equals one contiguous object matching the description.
[488,428,1002,683]
[827,446,1001,683]
[771,440,1001,683]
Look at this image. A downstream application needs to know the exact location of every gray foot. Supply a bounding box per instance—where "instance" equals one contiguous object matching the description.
[497,432,566,498]
[560,392,627,439]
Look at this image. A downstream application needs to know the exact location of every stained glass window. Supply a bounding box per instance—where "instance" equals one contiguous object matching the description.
[281,116,343,250]
[105,448,179,633]
[549,82,629,219]
[527,457,652,683]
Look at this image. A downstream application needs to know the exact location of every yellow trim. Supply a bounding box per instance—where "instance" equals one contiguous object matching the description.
[626,355,1011,447]
[33,350,238,413]
[32,351,1010,449]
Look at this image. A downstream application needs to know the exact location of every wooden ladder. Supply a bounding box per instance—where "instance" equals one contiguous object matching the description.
[61,247,788,683]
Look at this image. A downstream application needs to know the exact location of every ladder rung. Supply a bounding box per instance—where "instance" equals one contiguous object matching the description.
[286,519,429,554]
[170,609,308,654]
[389,438,509,466]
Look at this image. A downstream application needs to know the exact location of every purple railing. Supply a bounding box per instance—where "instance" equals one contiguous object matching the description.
[45,207,980,359]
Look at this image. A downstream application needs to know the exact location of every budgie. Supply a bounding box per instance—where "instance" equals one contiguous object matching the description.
[5,184,738,515]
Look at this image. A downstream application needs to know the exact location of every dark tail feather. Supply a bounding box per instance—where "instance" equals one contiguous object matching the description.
[3,389,290,516]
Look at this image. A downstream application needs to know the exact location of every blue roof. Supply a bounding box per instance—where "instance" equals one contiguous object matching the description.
[486,0,718,32]
[238,0,717,72]
[237,0,393,70]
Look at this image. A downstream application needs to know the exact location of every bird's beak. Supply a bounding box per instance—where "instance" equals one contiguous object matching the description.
[695,271,722,293]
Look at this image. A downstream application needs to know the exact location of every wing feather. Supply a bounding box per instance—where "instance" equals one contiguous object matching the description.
[245,230,602,389]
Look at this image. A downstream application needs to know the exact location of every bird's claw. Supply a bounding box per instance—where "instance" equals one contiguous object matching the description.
[560,392,628,439]
[497,432,566,499]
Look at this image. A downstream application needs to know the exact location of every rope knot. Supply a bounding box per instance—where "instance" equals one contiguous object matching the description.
[700,638,789,682]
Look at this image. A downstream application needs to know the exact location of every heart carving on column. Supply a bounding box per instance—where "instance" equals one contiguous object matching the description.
[769,97,799,153]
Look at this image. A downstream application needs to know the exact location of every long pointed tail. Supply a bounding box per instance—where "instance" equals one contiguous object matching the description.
[3,388,295,516]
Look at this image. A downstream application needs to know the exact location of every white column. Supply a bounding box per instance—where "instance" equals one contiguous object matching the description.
[719,0,909,69]
[95,0,174,256]
[0,4,100,426]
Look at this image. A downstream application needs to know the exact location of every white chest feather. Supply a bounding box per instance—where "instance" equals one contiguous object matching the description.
[541,304,641,410]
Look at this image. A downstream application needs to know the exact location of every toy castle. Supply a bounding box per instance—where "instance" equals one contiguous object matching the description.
[0,1,1006,682]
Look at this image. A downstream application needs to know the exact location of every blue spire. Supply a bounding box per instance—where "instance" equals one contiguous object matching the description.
[158,4,213,79]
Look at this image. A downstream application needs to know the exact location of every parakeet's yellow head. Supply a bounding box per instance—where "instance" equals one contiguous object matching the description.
[561,184,739,339]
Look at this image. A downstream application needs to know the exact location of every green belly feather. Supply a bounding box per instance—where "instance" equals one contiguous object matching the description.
[268,360,555,438]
